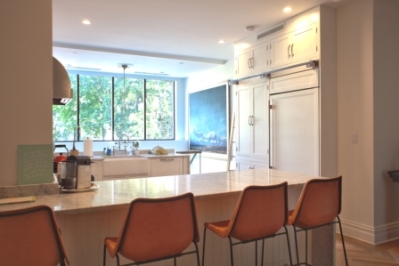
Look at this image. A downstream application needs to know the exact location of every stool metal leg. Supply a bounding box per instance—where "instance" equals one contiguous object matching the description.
[255,240,258,266]
[202,227,207,266]
[261,239,265,266]
[228,236,235,266]
[293,226,300,265]
[103,244,107,266]
[283,225,293,266]
[337,216,349,266]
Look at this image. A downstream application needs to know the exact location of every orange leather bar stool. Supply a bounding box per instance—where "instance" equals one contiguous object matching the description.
[287,176,348,266]
[202,182,292,266]
[103,192,200,266]
[0,205,69,266]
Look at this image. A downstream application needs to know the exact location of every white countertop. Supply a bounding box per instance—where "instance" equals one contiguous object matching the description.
[0,169,326,214]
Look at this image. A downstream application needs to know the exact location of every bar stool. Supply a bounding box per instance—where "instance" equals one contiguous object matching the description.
[287,176,348,266]
[0,205,69,266]
[103,192,200,266]
[202,182,292,266]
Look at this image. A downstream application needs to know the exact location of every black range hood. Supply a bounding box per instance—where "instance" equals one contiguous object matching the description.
[53,57,72,105]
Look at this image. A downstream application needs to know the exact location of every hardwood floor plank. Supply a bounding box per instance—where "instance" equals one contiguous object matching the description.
[336,235,399,266]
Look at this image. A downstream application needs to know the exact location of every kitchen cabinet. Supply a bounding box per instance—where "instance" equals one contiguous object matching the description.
[270,23,318,69]
[234,42,270,79]
[147,156,189,177]
[232,6,337,178]
[269,71,319,176]
[235,78,269,166]
[235,158,268,171]
[101,157,149,180]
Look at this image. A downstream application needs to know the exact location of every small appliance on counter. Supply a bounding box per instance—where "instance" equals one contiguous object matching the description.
[53,144,69,173]
[58,160,77,189]
[65,155,92,190]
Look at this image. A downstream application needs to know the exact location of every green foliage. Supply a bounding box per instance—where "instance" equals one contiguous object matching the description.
[53,74,175,142]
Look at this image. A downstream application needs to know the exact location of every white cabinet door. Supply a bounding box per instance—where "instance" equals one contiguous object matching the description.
[291,23,318,64]
[236,158,269,170]
[252,42,270,73]
[235,42,270,78]
[148,157,189,177]
[235,48,254,78]
[270,32,292,68]
[236,86,252,156]
[236,81,269,161]
[269,88,319,176]
[270,23,318,69]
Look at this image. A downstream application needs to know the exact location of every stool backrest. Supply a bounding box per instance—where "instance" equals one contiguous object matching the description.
[0,205,69,266]
[291,176,342,229]
[229,182,288,241]
[112,192,199,263]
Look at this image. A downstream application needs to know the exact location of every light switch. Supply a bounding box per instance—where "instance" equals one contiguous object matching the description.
[352,133,358,144]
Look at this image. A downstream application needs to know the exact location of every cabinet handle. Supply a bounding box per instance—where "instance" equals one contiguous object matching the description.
[251,57,254,69]
[291,43,294,57]
[251,115,254,126]
[247,58,251,69]
[160,158,174,162]
[287,44,291,57]
[248,116,251,126]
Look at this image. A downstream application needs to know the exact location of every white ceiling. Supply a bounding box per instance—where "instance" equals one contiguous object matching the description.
[52,0,351,78]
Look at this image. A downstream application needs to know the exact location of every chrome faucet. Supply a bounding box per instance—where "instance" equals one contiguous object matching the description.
[118,134,130,150]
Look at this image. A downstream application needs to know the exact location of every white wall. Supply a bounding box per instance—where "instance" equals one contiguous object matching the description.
[337,0,399,244]
[373,0,399,241]
[186,59,234,93]
[0,0,53,186]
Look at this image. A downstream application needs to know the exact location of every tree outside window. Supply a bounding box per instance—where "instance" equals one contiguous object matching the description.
[52,73,175,142]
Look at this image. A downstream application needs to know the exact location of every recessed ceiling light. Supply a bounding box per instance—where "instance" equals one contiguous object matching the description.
[82,19,91,25]
[283,7,292,13]
[218,40,225,44]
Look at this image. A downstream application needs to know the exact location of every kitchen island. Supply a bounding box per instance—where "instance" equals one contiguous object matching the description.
[0,169,335,265]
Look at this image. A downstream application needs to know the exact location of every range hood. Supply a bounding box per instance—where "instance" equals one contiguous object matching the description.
[53,57,73,105]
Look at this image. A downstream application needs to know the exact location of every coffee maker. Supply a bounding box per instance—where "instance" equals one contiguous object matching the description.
[58,155,92,189]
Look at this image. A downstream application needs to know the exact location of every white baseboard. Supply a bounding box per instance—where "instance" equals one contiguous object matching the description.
[340,218,399,245]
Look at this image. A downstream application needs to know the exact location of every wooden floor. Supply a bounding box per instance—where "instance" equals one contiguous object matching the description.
[336,235,399,265]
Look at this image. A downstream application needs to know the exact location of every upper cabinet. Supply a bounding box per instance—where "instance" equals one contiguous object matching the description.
[235,42,270,78]
[270,23,318,69]
[234,9,321,79]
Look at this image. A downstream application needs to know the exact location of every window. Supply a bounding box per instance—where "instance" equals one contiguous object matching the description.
[53,73,175,142]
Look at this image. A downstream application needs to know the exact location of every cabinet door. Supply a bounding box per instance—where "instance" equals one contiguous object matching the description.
[148,157,183,177]
[236,159,252,170]
[252,83,269,158]
[291,23,318,64]
[235,48,253,78]
[269,88,319,176]
[270,23,318,69]
[236,158,268,170]
[270,32,291,69]
[236,81,268,159]
[236,86,252,156]
[252,42,270,73]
